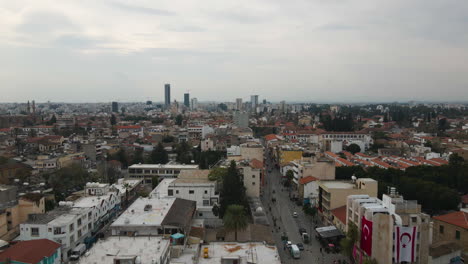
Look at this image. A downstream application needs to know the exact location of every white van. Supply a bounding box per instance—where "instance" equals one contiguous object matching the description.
[69,243,86,261]
[290,244,301,259]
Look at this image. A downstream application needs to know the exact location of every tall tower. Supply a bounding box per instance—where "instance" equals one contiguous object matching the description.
[164,84,171,107]
[250,95,258,112]
[32,100,36,115]
[111,101,119,113]
[27,101,31,113]
[184,93,190,107]
[236,98,243,110]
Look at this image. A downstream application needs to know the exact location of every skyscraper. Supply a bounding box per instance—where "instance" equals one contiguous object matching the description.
[250,95,258,112]
[190,98,198,110]
[184,93,190,107]
[236,98,243,110]
[112,101,119,113]
[164,84,171,106]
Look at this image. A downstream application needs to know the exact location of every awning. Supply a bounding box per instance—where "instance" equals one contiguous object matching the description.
[171,233,185,239]
[315,226,343,239]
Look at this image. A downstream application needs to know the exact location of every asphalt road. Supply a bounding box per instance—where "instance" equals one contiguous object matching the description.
[262,149,348,264]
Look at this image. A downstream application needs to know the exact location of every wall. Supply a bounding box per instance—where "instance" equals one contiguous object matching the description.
[432,219,468,253]
[241,166,260,198]
[240,145,264,163]
[18,197,45,224]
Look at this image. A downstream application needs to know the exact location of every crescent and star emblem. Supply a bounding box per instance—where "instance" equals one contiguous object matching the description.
[363,224,370,240]
[400,232,411,248]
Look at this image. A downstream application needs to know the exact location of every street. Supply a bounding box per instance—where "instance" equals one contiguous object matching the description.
[262,148,348,264]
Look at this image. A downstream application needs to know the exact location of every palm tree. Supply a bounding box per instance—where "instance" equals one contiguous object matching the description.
[223,205,248,241]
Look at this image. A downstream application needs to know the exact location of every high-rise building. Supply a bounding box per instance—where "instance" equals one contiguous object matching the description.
[262,99,267,105]
[233,111,249,128]
[250,95,258,112]
[184,93,190,107]
[236,98,243,110]
[112,101,119,113]
[280,100,286,113]
[190,98,198,110]
[164,84,171,106]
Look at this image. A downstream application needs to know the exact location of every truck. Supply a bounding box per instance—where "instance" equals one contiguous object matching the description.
[302,233,310,244]
[290,244,301,259]
[69,243,87,261]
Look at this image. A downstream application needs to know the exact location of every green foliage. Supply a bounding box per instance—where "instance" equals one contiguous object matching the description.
[208,167,227,182]
[0,156,9,165]
[152,176,159,189]
[212,204,220,217]
[175,114,183,126]
[302,204,317,217]
[108,149,129,168]
[138,190,149,197]
[251,126,276,137]
[175,141,192,164]
[149,143,168,164]
[194,150,226,169]
[110,114,117,125]
[321,113,354,131]
[220,161,248,218]
[46,115,57,125]
[131,148,144,165]
[449,153,464,166]
[162,136,175,143]
[336,163,465,213]
[45,199,55,212]
[340,222,358,258]
[46,164,91,200]
[223,204,248,241]
[346,143,361,154]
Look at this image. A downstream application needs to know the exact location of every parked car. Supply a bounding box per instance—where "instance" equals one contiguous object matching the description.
[299,227,307,235]
[293,212,298,218]
[296,243,305,251]
[69,243,86,261]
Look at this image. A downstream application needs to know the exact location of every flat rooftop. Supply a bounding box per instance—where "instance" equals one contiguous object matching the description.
[78,236,170,264]
[320,181,356,189]
[72,192,118,208]
[151,178,176,197]
[111,196,175,227]
[128,164,199,169]
[198,242,281,264]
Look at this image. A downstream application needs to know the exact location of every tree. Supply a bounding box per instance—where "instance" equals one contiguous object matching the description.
[212,203,220,217]
[152,175,159,189]
[220,161,247,217]
[218,103,228,111]
[340,222,358,259]
[285,170,294,187]
[110,114,117,125]
[223,204,248,241]
[208,167,227,182]
[150,143,168,164]
[346,143,361,154]
[175,114,183,126]
[132,148,144,165]
[449,153,464,167]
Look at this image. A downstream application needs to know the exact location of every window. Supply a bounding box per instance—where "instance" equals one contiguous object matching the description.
[77,218,82,226]
[168,189,173,196]
[455,231,460,240]
[176,190,179,194]
[199,213,203,217]
[31,228,39,236]
[411,217,417,223]
[439,225,444,234]
[88,212,92,219]
[78,230,82,237]
[252,175,255,178]
[69,223,74,232]
[204,190,208,194]
[189,190,194,194]
[48,228,52,232]
[203,200,210,206]
[88,223,92,230]
[252,182,256,185]
[54,227,62,235]
[70,235,75,245]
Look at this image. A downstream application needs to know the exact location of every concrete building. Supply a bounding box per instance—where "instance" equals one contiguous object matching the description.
[19,183,120,260]
[346,190,431,264]
[127,164,199,184]
[184,93,190,107]
[320,132,373,151]
[0,186,45,241]
[432,210,468,254]
[236,98,243,110]
[233,111,249,128]
[77,236,171,264]
[0,239,61,264]
[191,98,198,110]
[111,101,118,113]
[239,142,264,163]
[277,146,303,168]
[197,242,281,264]
[318,178,377,225]
[238,159,263,198]
[250,95,259,112]
[165,84,171,106]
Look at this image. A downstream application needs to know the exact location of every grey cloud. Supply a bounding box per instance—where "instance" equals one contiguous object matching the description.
[317,23,359,31]
[16,12,78,34]
[160,24,205,33]
[54,34,105,48]
[110,2,175,16]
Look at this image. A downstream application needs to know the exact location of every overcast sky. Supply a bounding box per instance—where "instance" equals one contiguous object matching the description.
[1,0,467,103]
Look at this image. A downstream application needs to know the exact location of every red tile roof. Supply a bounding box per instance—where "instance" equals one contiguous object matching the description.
[331,205,347,225]
[0,239,60,264]
[298,176,318,185]
[116,125,142,129]
[336,157,355,167]
[433,211,468,229]
[250,159,263,169]
[429,158,449,165]
[264,134,279,141]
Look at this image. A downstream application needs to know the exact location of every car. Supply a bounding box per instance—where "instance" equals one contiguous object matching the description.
[293,212,298,218]
[298,227,306,235]
[286,241,292,249]
[296,243,305,251]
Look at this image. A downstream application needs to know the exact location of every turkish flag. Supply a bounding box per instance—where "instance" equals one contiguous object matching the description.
[360,216,372,256]
[395,226,417,263]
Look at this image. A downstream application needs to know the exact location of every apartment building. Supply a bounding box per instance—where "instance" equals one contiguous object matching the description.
[238,159,263,198]
[19,183,120,260]
[318,178,377,225]
[320,132,373,151]
[432,210,468,254]
[346,190,431,264]
[127,163,199,184]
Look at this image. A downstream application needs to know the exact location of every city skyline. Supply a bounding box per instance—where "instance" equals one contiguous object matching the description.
[1,1,468,103]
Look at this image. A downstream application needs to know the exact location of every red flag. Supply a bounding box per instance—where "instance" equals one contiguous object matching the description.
[360,216,372,256]
[395,226,417,263]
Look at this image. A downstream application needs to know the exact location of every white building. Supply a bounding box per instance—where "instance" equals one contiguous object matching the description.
[78,236,171,264]
[128,164,199,184]
[18,183,120,260]
[197,242,281,264]
[191,98,198,110]
[233,111,249,128]
[320,132,373,151]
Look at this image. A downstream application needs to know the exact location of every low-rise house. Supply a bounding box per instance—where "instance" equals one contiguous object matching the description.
[432,210,468,253]
[0,239,61,264]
